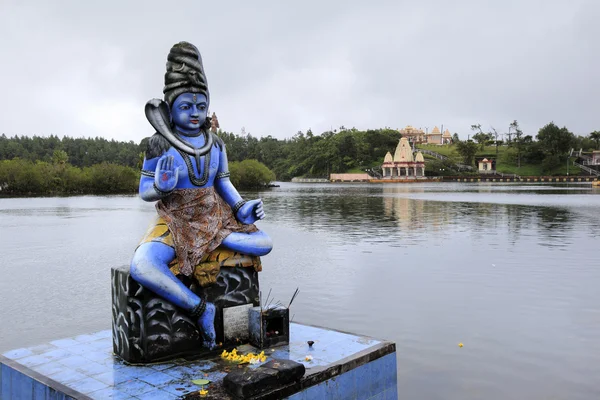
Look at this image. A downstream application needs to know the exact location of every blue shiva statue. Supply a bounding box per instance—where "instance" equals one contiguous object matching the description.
[130,42,273,350]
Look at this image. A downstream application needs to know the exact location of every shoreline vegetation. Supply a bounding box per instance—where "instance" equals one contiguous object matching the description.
[0,158,277,196]
[1,121,598,195]
[0,159,139,196]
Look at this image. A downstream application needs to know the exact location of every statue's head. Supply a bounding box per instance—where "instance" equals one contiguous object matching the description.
[163,42,210,134]
[171,92,208,133]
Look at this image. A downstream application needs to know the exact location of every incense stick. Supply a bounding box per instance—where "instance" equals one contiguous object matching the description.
[287,288,300,309]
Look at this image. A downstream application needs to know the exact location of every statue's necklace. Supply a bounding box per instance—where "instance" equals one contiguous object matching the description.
[175,131,211,187]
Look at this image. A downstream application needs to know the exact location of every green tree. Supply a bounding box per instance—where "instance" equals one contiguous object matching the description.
[471,124,493,150]
[0,159,138,195]
[536,122,575,157]
[52,149,69,165]
[536,122,575,174]
[590,131,600,149]
[509,120,524,168]
[229,159,276,189]
[455,140,479,166]
[0,135,142,168]
[541,154,561,173]
[83,163,139,194]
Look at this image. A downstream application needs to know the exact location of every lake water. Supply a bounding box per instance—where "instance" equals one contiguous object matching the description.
[1,182,599,399]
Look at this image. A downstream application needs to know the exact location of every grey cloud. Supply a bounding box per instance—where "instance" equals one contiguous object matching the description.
[0,0,598,144]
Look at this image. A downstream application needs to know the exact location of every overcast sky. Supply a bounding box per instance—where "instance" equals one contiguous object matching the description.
[1,0,598,143]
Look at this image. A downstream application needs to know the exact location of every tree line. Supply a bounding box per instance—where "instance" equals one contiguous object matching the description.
[216,127,401,180]
[1,121,598,195]
[0,158,139,195]
[1,127,402,182]
[0,134,142,168]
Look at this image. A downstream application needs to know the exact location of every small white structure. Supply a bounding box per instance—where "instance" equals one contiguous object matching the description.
[478,158,495,173]
[329,173,370,182]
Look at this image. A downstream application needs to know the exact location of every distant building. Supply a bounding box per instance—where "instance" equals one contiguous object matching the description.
[381,137,425,178]
[399,125,453,145]
[210,112,220,133]
[478,158,495,173]
[329,173,370,182]
[442,129,452,144]
[427,126,442,144]
[399,125,426,144]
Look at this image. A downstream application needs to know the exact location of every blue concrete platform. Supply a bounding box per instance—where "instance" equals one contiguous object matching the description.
[1,323,397,399]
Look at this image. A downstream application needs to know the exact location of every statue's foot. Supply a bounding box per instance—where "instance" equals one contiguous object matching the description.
[197,302,217,350]
[203,339,218,350]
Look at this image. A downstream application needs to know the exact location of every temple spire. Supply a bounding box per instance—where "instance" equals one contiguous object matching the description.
[210,112,220,133]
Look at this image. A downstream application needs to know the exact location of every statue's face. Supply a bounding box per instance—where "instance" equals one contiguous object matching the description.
[171,93,208,134]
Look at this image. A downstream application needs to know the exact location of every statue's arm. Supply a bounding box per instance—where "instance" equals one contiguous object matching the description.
[139,157,163,202]
[214,145,244,210]
[214,145,265,223]
[139,134,176,202]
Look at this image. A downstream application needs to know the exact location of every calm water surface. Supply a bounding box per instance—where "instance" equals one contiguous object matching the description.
[1,182,599,399]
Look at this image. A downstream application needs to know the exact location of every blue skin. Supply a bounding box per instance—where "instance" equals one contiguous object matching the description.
[130,93,273,349]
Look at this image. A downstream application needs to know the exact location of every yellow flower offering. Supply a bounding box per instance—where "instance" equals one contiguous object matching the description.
[199,388,208,396]
[221,348,268,364]
[458,343,464,348]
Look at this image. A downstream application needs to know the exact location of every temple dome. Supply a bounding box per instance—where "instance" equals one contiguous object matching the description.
[442,129,451,137]
[384,152,393,163]
[415,152,424,162]
[431,126,441,134]
[393,137,414,162]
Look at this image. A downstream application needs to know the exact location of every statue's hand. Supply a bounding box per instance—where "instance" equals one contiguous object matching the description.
[197,302,217,350]
[237,199,265,224]
[154,155,179,193]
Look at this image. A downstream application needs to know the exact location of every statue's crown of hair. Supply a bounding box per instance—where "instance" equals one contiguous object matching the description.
[163,42,209,106]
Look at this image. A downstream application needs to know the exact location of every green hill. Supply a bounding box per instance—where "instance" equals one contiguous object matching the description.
[417,144,582,176]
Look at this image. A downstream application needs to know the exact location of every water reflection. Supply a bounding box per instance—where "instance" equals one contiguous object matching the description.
[256,183,594,253]
[1,184,599,400]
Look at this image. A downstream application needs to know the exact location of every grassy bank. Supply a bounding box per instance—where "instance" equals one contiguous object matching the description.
[417,144,584,176]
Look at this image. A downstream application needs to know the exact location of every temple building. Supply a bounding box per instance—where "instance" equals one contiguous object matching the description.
[381,137,425,178]
[427,126,442,144]
[442,129,452,144]
[210,112,220,133]
[591,150,600,165]
[399,125,453,145]
[399,125,426,144]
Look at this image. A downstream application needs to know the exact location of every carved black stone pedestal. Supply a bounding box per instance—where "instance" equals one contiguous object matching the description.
[111,265,259,364]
